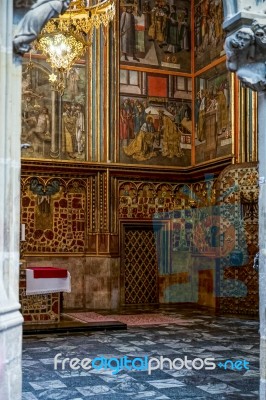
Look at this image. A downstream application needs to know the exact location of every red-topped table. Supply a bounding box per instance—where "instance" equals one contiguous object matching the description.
[19,263,71,324]
[26,266,71,295]
[27,266,68,279]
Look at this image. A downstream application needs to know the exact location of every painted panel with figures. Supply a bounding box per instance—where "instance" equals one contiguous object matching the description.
[21,57,86,161]
[195,63,232,164]
[194,0,226,71]
[120,0,191,72]
[119,69,192,166]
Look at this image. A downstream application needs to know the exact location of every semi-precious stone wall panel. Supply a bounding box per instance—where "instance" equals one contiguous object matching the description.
[21,177,88,253]
[216,163,259,315]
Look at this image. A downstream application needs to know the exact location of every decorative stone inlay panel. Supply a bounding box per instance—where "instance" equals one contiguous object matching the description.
[119,167,258,315]
[21,177,88,253]
[118,179,216,220]
[216,163,259,315]
[20,269,59,323]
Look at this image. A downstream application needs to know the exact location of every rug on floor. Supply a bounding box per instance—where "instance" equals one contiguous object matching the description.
[63,312,117,323]
[64,312,195,326]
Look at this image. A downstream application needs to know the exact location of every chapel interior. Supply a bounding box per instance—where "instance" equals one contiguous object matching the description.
[1,0,262,399]
[17,0,259,327]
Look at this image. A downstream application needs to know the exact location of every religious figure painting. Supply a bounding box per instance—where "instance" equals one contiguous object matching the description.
[195,64,232,164]
[120,0,191,72]
[194,0,226,71]
[119,69,192,166]
[20,57,87,160]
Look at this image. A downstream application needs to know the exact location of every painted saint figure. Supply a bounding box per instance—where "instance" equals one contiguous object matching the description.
[62,102,76,159]
[123,116,157,161]
[179,7,190,51]
[133,100,146,135]
[197,90,206,142]
[165,5,180,53]
[120,99,135,145]
[28,107,51,153]
[75,104,85,155]
[120,6,140,62]
[160,112,183,158]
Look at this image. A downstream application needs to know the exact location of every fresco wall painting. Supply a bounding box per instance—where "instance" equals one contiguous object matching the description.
[120,0,191,72]
[119,69,192,166]
[195,64,233,164]
[194,0,225,71]
[21,57,87,161]
[21,0,232,168]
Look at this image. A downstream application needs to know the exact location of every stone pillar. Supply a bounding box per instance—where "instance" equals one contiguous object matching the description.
[258,92,266,399]
[0,1,23,399]
[222,2,266,398]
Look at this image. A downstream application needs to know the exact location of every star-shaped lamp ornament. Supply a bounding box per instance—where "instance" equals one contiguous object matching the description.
[48,73,57,83]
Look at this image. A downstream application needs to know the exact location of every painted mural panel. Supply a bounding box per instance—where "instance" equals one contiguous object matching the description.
[195,63,232,164]
[119,69,192,166]
[21,57,87,161]
[194,0,225,71]
[120,0,191,72]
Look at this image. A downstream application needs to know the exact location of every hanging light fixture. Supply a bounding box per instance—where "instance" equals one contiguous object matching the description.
[35,0,115,94]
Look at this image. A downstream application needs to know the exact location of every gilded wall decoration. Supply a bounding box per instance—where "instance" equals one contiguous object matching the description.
[119,181,175,219]
[195,64,232,164]
[21,177,87,254]
[20,58,86,161]
[119,71,192,166]
[120,0,191,72]
[194,0,225,71]
[216,164,259,315]
[90,175,97,232]
[118,179,215,220]
[98,172,109,232]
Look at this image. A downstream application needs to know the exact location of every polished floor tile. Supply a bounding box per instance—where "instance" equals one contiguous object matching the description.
[22,308,259,399]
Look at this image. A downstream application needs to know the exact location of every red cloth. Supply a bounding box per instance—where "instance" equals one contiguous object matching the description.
[27,267,68,279]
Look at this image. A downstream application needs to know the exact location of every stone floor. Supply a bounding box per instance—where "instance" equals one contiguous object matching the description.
[22,308,259,399]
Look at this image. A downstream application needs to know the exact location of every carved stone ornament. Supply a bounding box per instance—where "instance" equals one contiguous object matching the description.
[13,0,71,55]
[223,0,266,91]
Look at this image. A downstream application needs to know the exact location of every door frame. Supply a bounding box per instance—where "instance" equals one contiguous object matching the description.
[119,220,171,306]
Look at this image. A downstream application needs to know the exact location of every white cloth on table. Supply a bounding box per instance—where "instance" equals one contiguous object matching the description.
[26,269,71,295]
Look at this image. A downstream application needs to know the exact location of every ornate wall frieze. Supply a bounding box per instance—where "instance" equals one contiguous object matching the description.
[118,179,217,220]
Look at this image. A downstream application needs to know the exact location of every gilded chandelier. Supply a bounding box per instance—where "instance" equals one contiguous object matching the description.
[35,0,115,93]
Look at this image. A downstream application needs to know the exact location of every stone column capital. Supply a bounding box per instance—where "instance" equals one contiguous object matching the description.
[223,1,266,91]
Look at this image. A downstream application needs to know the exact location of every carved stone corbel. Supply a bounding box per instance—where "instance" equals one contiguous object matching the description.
[223,0,266,91]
